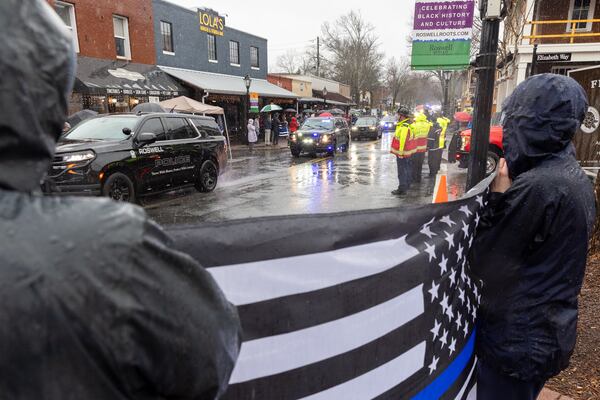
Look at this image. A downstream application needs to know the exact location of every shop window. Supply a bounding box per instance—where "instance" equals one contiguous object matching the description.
[113,15,131,59]
[165,118,197,140]
[230,41,240,65]
[568,0,596,31]
[161,21,174,54]
[208,34,218,62]
[250,46,260,69]
[54,1,79,53]
[139,118,167,142]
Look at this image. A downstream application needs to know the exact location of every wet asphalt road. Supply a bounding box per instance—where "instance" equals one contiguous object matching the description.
[144,132,467,226]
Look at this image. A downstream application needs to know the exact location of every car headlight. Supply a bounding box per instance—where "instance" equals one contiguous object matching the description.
[321,134,330,143]
[380,122,386,126]
[62,150,96,163]
[352,127,358,131]
[297,132,303,137]
[370,127,377,131]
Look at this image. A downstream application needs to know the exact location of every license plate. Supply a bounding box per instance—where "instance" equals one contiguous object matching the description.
[303,139,314,144]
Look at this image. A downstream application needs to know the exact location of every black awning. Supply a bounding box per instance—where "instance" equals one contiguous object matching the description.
[74,56,186,97]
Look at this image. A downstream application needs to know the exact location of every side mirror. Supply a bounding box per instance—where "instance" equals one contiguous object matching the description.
[136,132,157,146]
[122,127,132,136]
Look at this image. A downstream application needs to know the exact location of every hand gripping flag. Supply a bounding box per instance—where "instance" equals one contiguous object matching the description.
[168,177,492,400]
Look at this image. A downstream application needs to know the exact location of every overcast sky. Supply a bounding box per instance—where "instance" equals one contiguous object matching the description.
[167,0,414,72]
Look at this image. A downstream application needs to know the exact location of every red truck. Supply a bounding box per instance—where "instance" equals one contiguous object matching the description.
[455,113,504,175]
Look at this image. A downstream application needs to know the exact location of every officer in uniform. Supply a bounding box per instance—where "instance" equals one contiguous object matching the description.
[411,112,433,183]
[427,114,450,178]
[390,106,416,196]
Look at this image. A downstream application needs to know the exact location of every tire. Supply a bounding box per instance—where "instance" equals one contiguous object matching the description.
[486,149,501,176]
[291,149,301,158]
[195,160,219,192]
[102,172,136,203]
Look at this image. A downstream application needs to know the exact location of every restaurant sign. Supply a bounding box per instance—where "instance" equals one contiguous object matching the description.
[199,9,225,36]
[411,0,476,70]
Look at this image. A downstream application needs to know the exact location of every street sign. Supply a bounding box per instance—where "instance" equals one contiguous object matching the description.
[411,0,476,70]
[536,53,572,62]
[569,66,600,167]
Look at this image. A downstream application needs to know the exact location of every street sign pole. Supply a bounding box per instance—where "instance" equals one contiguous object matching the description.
[466,0,502,190]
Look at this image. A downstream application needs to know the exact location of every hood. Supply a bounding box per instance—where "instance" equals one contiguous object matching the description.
[56,139,129,154]
[502,74,588,178]
[0,0,74,191]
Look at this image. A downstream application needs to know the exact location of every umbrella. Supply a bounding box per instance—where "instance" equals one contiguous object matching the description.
[67,109,97,127]
[329,108,345,115]
[260,104,283,113]
[284,108,297,113]
[132,102,167,114]
[319,112,333,117]
[454,111,472,123]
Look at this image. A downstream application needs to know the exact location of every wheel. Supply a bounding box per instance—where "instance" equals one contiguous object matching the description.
[195,160,218,192]
[291,149,301,157]
[486,149,501,176]
[102,172,136,203]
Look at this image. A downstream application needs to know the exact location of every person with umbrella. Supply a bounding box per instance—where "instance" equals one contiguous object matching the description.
[264,113,272,146]
[272,113,281,146]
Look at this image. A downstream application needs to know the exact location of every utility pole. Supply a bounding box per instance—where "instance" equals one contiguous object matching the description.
[316,36,321,77]
[466,0,503,190]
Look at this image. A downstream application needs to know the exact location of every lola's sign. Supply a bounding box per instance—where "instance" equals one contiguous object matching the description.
[198,9,225,36]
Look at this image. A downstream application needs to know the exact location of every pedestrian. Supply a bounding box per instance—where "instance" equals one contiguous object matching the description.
[290,115,299,133]
[247,118,258,149]
[254,114,260,137]
[390,106,416,196]
[410,112,433,183]
[272,113,280,146]
[470,74,595,400]
[0,1,242,398]
[264,113,272,146]
[427,114,450,178]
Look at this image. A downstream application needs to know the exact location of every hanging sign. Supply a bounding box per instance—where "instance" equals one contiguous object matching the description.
[411,0,476,70]
[198,9,225,36]
[249,92,259,113]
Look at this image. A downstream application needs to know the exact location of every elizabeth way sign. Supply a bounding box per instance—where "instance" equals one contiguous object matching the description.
[411,0,476,70]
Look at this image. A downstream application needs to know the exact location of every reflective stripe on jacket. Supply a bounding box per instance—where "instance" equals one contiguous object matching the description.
[411,114,432,153]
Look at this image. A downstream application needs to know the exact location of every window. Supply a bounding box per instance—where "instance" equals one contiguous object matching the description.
[569,0,596,31]
[230,41,240,65]
[139,118,167,141]
[208,34,217,62]
[113,15,131,59]
[250,46,260,68]
[191,119,221,137]
[161,21,174,53]
[54,1,79,53]
[165,118,197,140]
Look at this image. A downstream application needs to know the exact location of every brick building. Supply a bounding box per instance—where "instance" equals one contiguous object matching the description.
[49,0,184,114]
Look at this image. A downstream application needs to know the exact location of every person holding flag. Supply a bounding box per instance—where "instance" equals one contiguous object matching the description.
[390,106,417,196]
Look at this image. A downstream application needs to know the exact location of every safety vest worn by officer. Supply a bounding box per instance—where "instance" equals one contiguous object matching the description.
[436,116,451,149]
[390,118,417,158]
[411,113,433,153]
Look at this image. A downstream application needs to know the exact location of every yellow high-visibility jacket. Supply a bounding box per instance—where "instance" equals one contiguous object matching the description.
[390,119,417,158]
[411,113,433,153]
[436,117,451,149]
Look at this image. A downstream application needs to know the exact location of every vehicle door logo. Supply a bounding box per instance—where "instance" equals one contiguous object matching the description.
[130,150,137,159]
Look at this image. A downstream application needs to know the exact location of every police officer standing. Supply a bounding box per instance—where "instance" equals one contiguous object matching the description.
[390,106,416,196]
[427,114,450,178]
[411,111,433,183]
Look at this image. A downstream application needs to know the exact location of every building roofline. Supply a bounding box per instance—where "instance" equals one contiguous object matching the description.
[156,0,268,42]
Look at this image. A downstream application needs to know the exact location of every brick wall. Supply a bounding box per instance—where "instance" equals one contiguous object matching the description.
[48,0,156,64]
[267,75,293,91]
[534,0,600,44]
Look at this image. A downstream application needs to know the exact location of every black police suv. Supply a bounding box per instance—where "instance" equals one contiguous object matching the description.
[289,117,350,157]
[43,113,228,203]
[351,116,381,140]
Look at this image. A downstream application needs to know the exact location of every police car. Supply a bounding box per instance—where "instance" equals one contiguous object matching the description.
[43,113,228,202]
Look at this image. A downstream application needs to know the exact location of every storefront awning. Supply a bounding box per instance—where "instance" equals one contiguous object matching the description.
[74,57,185,97]
[298,97,351,107]
[159,66,298,99]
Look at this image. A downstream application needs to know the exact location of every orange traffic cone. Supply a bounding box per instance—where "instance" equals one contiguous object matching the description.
[433,174,449,204]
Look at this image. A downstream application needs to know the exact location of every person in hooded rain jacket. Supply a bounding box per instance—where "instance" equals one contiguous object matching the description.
[0,1,242,399]
[410,112,433,183]
[469,74,596,400]
[247,118,258,149]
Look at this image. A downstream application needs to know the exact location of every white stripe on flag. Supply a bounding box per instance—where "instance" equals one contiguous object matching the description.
[466,384,477,400]
[209,236,419,306]
[229,284,424,384]
[300,342,426,400]
[454,357,477,400]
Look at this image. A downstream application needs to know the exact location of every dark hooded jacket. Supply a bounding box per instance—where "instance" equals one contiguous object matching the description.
[470,74,596,381]
[0,1,241,399]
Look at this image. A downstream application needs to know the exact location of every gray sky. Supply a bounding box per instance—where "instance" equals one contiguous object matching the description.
[167,0,413,72]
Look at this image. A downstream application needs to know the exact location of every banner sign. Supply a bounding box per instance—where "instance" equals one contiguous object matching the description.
[169,178,492,399]
[411,0,476,70]
[569,66,600,167]
[250,92,259,113]
[199,9,225,36]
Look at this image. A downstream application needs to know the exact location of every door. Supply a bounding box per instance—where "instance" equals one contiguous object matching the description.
[135,117,170,193]
[163,117,199,187]
[190,118,227,175]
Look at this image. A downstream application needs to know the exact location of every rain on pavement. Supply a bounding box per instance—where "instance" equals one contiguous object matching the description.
[144,132,468,226]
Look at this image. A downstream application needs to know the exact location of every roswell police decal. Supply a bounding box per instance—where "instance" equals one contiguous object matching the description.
[138,146,165,155]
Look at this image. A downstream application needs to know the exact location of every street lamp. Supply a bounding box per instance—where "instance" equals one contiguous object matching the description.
[323,86,328,109]
[243,74,252,139]
[442,71,452,117]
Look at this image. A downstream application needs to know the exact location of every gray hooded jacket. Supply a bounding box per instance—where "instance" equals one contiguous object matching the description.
[0,1,241,398]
